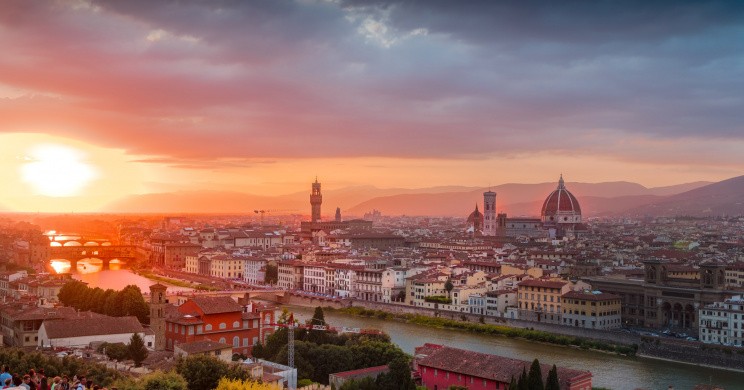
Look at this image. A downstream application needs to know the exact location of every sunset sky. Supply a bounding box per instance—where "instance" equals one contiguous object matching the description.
[1,1,743,212]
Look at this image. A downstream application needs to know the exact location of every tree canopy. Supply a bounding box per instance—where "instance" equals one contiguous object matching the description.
[58,281,150,323]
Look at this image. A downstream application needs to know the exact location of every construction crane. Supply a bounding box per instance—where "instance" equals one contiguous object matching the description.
[254,209,267,226]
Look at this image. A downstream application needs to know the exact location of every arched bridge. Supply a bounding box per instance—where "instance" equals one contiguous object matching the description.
[49,245,136,270]
[166,289,290,304]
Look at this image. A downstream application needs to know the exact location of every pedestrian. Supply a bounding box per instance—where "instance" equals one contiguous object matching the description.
[20,375,30,390]
[37,370,46,390]
[0,366,10,386]
[50,378,60,390]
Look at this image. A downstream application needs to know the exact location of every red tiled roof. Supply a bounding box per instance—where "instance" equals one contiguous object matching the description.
[416,345,590,389]
[517,279,568,289]
[190,296,242,315]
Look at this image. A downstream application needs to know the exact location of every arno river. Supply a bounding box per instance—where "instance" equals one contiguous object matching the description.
[288,308,741,390]
[68,266,741,390]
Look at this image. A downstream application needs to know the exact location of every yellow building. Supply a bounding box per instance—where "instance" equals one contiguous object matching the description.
[517,279,570,323]
[561,291,622,330]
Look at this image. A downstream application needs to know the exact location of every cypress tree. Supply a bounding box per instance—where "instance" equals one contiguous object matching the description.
[509,376,518,390]
[518,367,528,390]
[545,364,560,390]
[527,359,544,390]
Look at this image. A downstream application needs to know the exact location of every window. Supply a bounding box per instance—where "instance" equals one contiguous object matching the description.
[244,338,249,347]
[219,322,227,330]
[205,324,213,331]
[233,336,240,347]
[233,321,240,328]
[219,337,226,344]
[197,325,203,334]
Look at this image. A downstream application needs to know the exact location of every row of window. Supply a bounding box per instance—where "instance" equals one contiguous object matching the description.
[168,319,258,334]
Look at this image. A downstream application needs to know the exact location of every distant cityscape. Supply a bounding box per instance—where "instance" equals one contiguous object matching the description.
[0,176,742,389]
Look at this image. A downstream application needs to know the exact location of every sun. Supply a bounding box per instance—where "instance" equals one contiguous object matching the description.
[20,144,99,197]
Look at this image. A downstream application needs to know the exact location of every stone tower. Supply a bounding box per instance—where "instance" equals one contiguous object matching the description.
[335,207,341,222]
[149,283,168,351]
[483,190,497,236]
[311,178,322,222]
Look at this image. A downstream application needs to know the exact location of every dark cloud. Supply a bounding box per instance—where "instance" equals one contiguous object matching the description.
[0,0,742,165]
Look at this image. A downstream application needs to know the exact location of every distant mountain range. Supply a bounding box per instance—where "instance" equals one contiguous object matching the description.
[626,176,744,217]
[97,177,744,217]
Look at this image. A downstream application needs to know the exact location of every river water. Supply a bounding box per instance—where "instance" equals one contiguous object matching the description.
[52,259,194,293]
[287,306,742,390]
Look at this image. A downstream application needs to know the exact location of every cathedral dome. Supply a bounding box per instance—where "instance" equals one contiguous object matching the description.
[467,204,484,231]
[541,175,581,223]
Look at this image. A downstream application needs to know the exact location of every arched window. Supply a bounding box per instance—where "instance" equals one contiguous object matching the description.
[233,336,240,348]
[219,337,226,344]
[233,321,240,328]
[205,324,212,331]
[219,322,227,330]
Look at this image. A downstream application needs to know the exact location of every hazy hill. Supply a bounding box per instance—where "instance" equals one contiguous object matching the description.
[103,185,481,214]
[346,181,700,217]
[627,175,744,217]
[103,180,714,216]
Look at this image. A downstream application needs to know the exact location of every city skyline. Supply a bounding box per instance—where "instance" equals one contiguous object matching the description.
[2,1,744,212]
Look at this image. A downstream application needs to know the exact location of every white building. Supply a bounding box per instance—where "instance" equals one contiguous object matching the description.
[468,290,518,317]
[38,315,154,349]
[243,257,268,285]
[381,267,426,303]
[699,295,744,347]
[355,269,383,302]
[278,261,303,290]
[334,266,361,298]
[303,264,335,295]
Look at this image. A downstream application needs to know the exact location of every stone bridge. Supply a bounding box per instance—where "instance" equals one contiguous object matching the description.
[49,245,136,269]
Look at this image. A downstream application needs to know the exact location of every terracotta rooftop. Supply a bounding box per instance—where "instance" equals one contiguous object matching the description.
[176,340,232,354]
[42,315,144,339]
[415,344,590,389]
[189,296,243,315]
[517,279,568,289]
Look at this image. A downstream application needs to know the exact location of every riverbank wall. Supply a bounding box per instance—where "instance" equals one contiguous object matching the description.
[638,337,744,371]
[344,299,642,346]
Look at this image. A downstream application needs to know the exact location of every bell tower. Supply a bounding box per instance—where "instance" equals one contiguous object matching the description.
[149,283,168,351]
[310,178,322,222]
[483,190,497,236]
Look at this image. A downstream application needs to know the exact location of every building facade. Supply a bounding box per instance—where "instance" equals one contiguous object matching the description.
[699,295,744,346]
[415,344,592,390]
[517,279,570,323]
[561,291,622,330]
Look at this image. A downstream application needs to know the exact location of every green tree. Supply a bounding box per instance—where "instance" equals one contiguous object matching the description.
[518,367,528,390]
[264,263,278,285]
[176,354,230,390]
[545,365,560,390]
[527,359,544,390]
[311,306,326,325]
[444,279,454,298]
[128,333,149,367]
[308,307,327,344]
[508,376,517,390]
[251,342,264,359]
[98,342,129,361]
[142,371,189,390]
[377,357,415,390]
[120,285,150,324]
